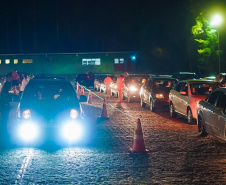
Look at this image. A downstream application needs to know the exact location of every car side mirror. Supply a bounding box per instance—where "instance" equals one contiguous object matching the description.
[79,95,87,102]
[180,91,187,95]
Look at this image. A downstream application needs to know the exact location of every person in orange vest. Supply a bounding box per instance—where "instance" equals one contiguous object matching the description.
[104,75,113,94]
[116,75,125,102]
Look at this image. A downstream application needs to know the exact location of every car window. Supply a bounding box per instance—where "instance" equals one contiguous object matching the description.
[152,79,177,88]
[175,82,185,92]
[190,83,221,95]
[23,81,77,102]
[181,83,188,94]
[207,91,220,105]
[216,92,226,109]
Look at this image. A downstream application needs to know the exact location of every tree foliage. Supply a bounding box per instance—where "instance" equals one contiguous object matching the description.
[192,12,220,74]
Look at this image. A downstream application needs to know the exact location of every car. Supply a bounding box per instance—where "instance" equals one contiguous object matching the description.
[197,87,226,140]
[140,76,177,112]
[9,75,89,145]
[121,74,149,102]
[75,73,95,89]
[171,72,198,82]
[169,79,222,124]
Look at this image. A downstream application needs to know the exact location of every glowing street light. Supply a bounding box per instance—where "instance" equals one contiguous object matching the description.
[211,14,223,73]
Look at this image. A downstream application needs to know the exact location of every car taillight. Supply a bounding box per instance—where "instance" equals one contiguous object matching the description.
[156,94,164,98]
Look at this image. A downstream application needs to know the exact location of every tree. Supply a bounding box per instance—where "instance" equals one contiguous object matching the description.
[192,12,220,75]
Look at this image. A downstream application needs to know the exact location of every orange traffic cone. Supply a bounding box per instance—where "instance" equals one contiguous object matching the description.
[131,118,147,153]
[87,91,92,104]
[101,99,108,118]
[80,85,84,95]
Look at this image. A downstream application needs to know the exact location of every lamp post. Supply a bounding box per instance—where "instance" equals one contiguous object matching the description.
[211,14,222,73]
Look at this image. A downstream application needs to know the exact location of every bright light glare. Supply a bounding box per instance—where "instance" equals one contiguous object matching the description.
[130,86,138,92]
[23,109,31,119]
[156,94,164,98]
[18,122,39,142]
[70,109,79,119]
[61,122,83,142]
[211,15,223,27]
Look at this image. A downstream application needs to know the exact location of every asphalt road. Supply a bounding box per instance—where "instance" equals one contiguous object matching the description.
[0,91,226,184]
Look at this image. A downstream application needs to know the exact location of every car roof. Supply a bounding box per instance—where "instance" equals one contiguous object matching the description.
[173,72,196,75]
[149,76,177,80]
[180,79,220,83]
[214,87,226,93]
[34,74,67,80]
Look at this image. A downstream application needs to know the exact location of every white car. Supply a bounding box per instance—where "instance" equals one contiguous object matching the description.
[197,88,226,140]
[169,79,222,124]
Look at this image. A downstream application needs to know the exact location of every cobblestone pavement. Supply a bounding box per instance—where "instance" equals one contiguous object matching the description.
[0,90,226,184]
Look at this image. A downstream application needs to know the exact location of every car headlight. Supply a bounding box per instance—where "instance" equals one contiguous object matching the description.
[70,109,79,119]
[18,122,39,142]
[156,94,164,98]
[22,109,31,119]
[61,122,83,142]
[130,86,138,92]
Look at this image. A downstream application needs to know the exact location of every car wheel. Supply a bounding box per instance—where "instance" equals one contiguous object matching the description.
[187,108,195,124]
[141,98,146,107]
[150,99,155,112]
[170,103,177,117]
[198,115,207,137]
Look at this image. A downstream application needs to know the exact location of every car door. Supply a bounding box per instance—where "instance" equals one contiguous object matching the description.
[213,92,226,139]
[172,82,186,113]
[203,91,221,133]
[178,83,189,115]
[143,79,151,103]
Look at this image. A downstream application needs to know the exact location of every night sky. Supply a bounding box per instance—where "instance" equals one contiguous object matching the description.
[0,0,226,75]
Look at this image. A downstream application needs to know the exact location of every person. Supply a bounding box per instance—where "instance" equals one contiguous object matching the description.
[154,82,159,87]
[116,75,124,102]
[166,81,172,87]
[11,69,20,87]
[104,75,113,94]
[0,74,12,131]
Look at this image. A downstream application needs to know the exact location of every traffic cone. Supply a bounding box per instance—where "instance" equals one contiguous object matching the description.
[80,85,84,95]
[96,99,109,123]
[130,118,148,153]
[87,91,92,104]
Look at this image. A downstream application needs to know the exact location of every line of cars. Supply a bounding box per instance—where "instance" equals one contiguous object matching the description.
[95,72,226,142]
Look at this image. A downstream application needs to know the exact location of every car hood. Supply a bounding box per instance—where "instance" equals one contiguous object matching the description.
[19,100,80,120]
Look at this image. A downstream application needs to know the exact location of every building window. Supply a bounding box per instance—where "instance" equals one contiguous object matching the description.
[119,58,124,64]
[114,59,119,64]
[14,59,18,64]
[22,59,33,64]
[82,58,101,65]
[5,59,10,64]
[114,58,124,64]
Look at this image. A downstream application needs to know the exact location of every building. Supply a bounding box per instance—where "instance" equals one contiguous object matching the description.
[0,52,137,75]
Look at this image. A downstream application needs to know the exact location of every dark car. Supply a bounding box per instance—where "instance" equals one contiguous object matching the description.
[75,74,95,89]
[197,87,226,140]
[171,72,198,82]
[10,76,88,145]
[121,74,149,102]
[140,77,177,112]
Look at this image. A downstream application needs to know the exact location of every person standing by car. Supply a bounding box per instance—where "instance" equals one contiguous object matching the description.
[117,75,124,102]
[104,75,113,94]
[11,69,20,87]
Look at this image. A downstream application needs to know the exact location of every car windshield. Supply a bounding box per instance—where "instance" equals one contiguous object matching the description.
[129,76,148,84]
[190,82,221,95]
[22,81,77,102]
[153,79,177,88]
[180,74,198,80]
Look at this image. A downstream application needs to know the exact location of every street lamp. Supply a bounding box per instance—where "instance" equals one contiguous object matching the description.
[211,14,223,73]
